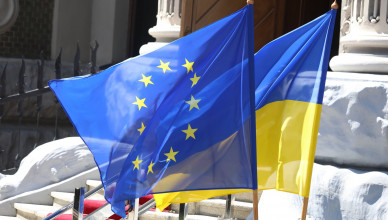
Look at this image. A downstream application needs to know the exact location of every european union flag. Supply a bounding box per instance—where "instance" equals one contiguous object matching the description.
[49,5,256,217]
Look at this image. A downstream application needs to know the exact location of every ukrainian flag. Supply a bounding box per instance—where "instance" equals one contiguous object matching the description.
[255,9,336,197]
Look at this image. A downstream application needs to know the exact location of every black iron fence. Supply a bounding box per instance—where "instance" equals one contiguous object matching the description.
[0,42,99,174]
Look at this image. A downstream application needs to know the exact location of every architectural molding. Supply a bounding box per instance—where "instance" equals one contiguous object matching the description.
[0,0,19,34]
[140,0,182,55]
[330,0,388,74]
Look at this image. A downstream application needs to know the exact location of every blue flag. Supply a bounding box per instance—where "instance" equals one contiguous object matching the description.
[152,9,337,211]
[49,5,256,217]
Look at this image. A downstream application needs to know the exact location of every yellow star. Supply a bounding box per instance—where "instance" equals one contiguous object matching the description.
[190,73,200,87]
[132,156,143,170]
[182,58,194,73]
[137,122,146,135]
[147,161,154,174]
[157,60,172,73]
[139,74,154,87]
[132,96,147,110]
[185,95,201,111]
[164,147,179,162]
[182,124,197,140]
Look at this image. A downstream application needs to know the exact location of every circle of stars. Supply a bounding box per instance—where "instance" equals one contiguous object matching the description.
[131,58,203,176]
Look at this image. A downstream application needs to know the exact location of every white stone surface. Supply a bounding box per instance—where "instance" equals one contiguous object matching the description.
[316,71,388,169]
[0,137,96,201]
[247,163,388,220]
[139,0,181,55]
[330,53,388,74]
[139,42,172,56]
[330,0,388,73]
[0,167,99,216]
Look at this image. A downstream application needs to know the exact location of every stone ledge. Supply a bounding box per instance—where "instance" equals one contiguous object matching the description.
[316,71,388,169]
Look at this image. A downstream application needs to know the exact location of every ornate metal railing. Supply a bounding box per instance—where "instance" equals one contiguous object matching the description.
[44,183,235,220]
[0,42,99,173]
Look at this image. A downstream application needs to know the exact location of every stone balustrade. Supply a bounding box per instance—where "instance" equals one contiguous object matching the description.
[330,0,388,74]
[140,0,182,55]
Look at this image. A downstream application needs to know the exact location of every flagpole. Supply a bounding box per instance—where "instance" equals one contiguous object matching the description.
[246,0,258,220]
[301,197,309,220]
[300,3,337,220]
[252,190,259,220]
[331,0,338,10]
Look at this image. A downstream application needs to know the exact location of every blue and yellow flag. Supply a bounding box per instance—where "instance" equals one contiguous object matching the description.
[49,5,256,217]
[255,9,336,197]
[152,9,337,210]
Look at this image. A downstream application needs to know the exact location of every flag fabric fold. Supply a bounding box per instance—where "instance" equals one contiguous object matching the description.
[49,5,255,217]
[254,9,337,197]
[153,8,337,210]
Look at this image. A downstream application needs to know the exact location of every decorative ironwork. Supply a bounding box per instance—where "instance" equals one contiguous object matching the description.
[37,51,44,112]
[90,41,99,75]
[179,203,189,220]
[17,58,25,120]
[0,64,7,119]
[55,48,62,80]
[0,41,99,173]
[54,50,62,140]
[73,187,85,220]
[74,42,80,76]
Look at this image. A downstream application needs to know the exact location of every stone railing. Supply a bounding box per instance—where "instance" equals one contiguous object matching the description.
[140,0,182,55]
[330,0,388,74]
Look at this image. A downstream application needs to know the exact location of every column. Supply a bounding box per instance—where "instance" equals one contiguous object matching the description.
[139,0,182,55]
[330,0,388,74]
